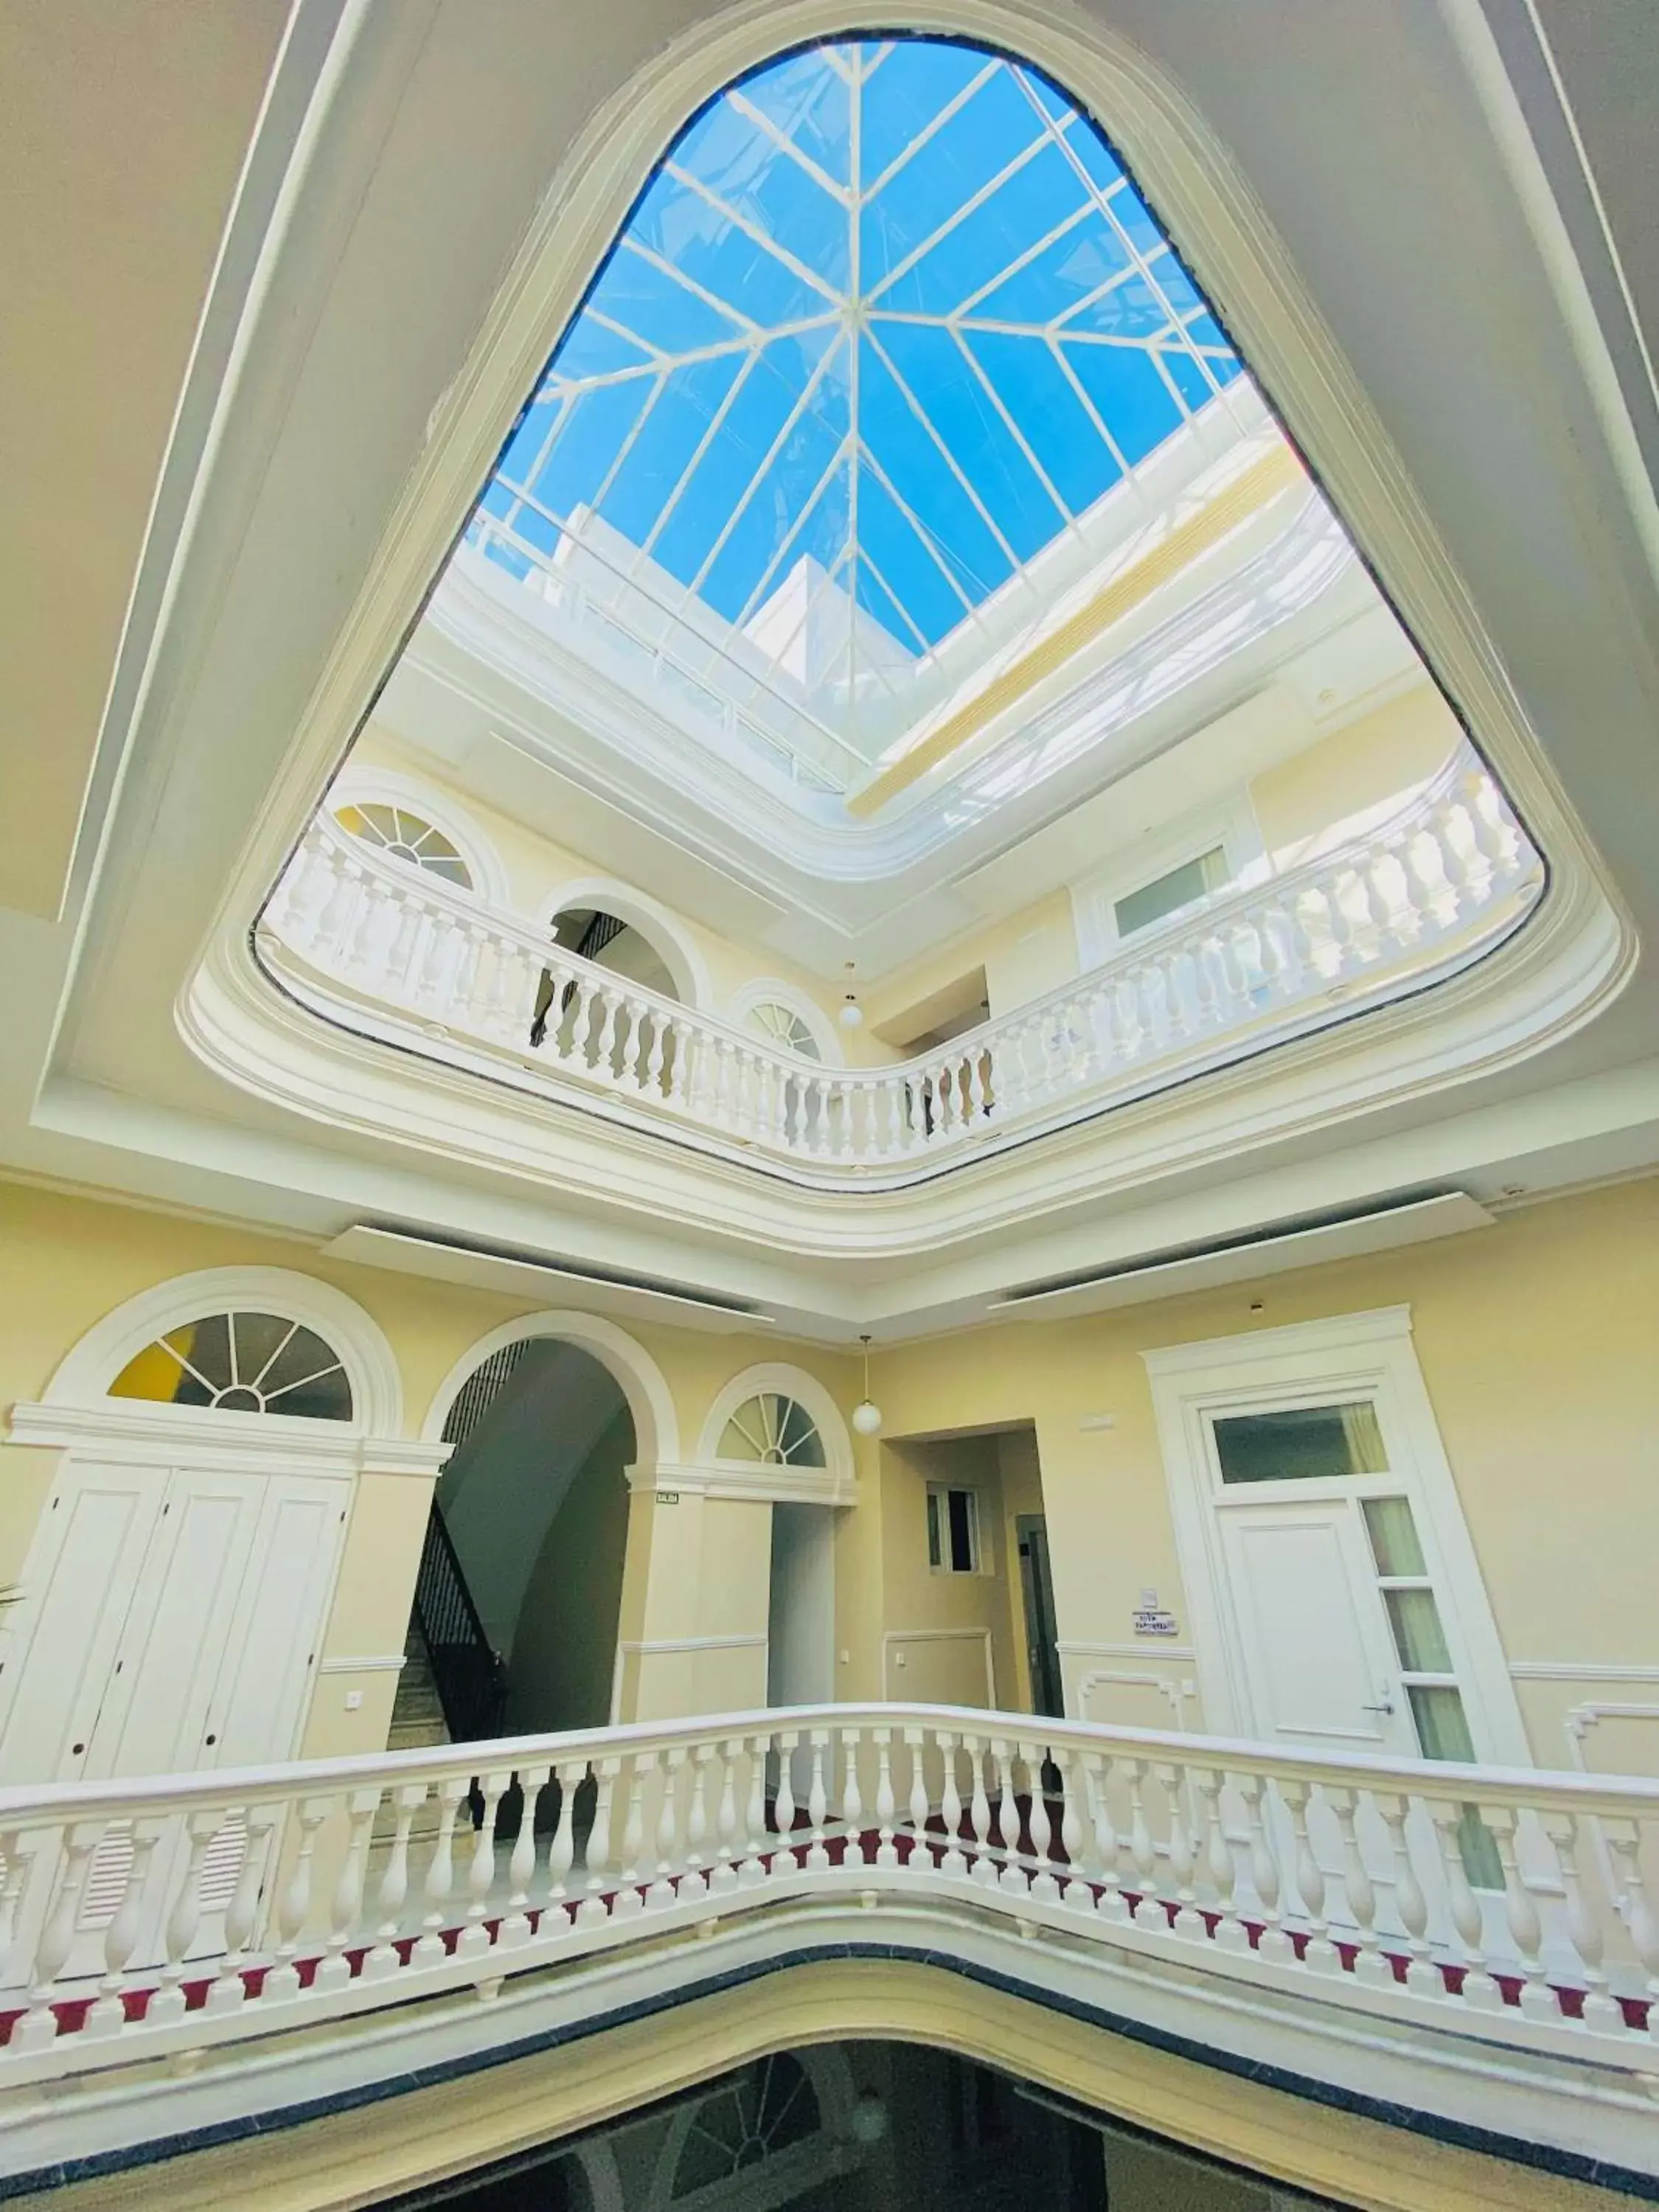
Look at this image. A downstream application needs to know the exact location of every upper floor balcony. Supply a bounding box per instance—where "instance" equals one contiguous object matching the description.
[260,745,1541,1192]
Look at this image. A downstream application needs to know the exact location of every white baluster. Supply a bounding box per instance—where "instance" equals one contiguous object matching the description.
[840,1728,864,1868]
[616,998,647,1091]
[967,1739,996,1889]
[364,1782,428,1979]
[1375,1792,1440,1997]
[83,1823,162,2038]
[316,1787,383,1990]
[1127,1761,1163,1929]
[456,1770,509,1961]
[905,1730,931,1874]
[1161,1763,1204,1938]
[647,1748,689,1910]
[1023,1742,1057,1903]
[501,1767,549,1947]
[152,1809,229,2023]
[1542,1811,1621,2034]
[1280,1781,1339,1973]
[1055,1748,1086,1911]
[612,1753,649,1917]
[806,1731,831,1874]
[874,1730,898,1871]
[260,1798,332,2004]
[740,1737,768,1886]
[1486,1804,1557,2020]
[1238,1773,1292,1962]
[1602,1819,1659,2040]
[13,1823,100,2051]
[711,1741,741,1893]
[937,1734,966,1879]
[1197,1770,1247,1955]
[576,1757,619,1926]
[1087,1754,1128,1924]
[773,1733,799,1877]
[993,1740,1024,1896]
[1428,1795,1503,2010]
[411,1775,468,1968]
[542,1759,586,1936]
[207,1806,279,2012]
[1329,1787,1388,1987]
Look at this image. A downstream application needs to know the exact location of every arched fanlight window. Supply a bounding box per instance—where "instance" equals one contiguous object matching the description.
[719,1393,825,1468]
[108,1312,353,1422]
[335,801,472,888]
[669,2054,821,2199]
[746,1001,822,1059]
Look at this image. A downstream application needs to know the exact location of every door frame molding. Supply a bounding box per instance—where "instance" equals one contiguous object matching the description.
[1143,1307,1528,1762]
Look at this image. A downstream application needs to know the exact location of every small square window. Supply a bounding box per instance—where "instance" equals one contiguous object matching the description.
[1113,845,1228,939]
[927,1485,981,1573]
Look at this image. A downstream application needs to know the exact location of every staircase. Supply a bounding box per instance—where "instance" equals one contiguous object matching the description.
[387,1619,449,1752]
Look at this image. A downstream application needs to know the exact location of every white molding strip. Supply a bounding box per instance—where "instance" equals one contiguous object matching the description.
[1509,1660,1659,1684]
[625,1460,857,1509]
[619,1635,769,1657]
[1141,1304,1414,1378]
[4,1399,452,1480]
[318,1654,407,1676]
[1072,1668,1191,1728]
[1057,1638,1196,1662]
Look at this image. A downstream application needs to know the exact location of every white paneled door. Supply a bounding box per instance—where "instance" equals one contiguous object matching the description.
[1218,1500,1421,1759]
[0,1460,345,1787]
[0,1455,348,1982]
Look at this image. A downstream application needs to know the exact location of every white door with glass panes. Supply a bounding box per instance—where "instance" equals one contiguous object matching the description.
[1206,1398,1489,1773]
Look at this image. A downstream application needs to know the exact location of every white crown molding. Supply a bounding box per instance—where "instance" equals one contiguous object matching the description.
[1140,1304,1414,1377]
[3,1399,394,1479]
[318,1653,408,1675]
[1508,1660,1659,1685]
[625,1460,857,1509]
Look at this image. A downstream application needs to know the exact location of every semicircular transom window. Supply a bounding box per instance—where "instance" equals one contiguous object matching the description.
[109,1312,354,1422]
[335,801,472,888]
[669,2053,821,2200]
[719,1392,825,1468]
[466,38,1249,793]
[747,1001,822,1059]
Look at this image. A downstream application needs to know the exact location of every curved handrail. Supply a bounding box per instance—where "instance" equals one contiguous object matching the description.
[259,748,1542,1179]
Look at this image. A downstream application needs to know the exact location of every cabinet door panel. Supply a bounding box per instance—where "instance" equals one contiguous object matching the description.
[0,1462,164,1784]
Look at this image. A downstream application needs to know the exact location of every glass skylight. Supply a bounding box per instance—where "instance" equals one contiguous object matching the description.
[460,38,1268,796]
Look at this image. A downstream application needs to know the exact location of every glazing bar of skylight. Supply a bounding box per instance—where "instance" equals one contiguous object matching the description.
[686,338,849,603]
[858,58,1002,201]
[726,90,850,204]
[861,325,1048,604]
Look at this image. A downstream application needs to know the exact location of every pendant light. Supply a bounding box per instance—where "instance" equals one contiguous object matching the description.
[838,959,863,1031]
[852,1332,882,1436]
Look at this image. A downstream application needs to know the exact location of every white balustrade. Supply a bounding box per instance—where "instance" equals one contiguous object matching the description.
[0,1705,1655,2088]
[260,748,1542,1183]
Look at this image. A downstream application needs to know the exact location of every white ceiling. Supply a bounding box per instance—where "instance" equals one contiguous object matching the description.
[3,0,1659,1340]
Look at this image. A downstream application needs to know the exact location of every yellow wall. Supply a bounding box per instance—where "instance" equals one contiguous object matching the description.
[6,1169,1656,1773]
[1251,683,1460,872]
[869,1176,1659,1765]
[0,1179,856,1759]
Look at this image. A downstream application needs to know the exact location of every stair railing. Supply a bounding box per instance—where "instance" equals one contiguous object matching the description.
[411,1502,507,1743]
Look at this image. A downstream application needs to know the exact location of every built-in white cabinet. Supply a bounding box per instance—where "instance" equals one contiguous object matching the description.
[0,1458,346,1787]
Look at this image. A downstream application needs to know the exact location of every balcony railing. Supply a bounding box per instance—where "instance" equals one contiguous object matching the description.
[261,750,1542,1186]
[0,1705,1652,2095]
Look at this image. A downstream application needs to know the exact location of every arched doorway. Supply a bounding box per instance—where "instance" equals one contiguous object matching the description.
[412,1315,676,1742]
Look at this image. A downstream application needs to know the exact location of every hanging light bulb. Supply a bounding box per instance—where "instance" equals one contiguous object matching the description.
[852,1332,882,1436]
[838,959,863,1031]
